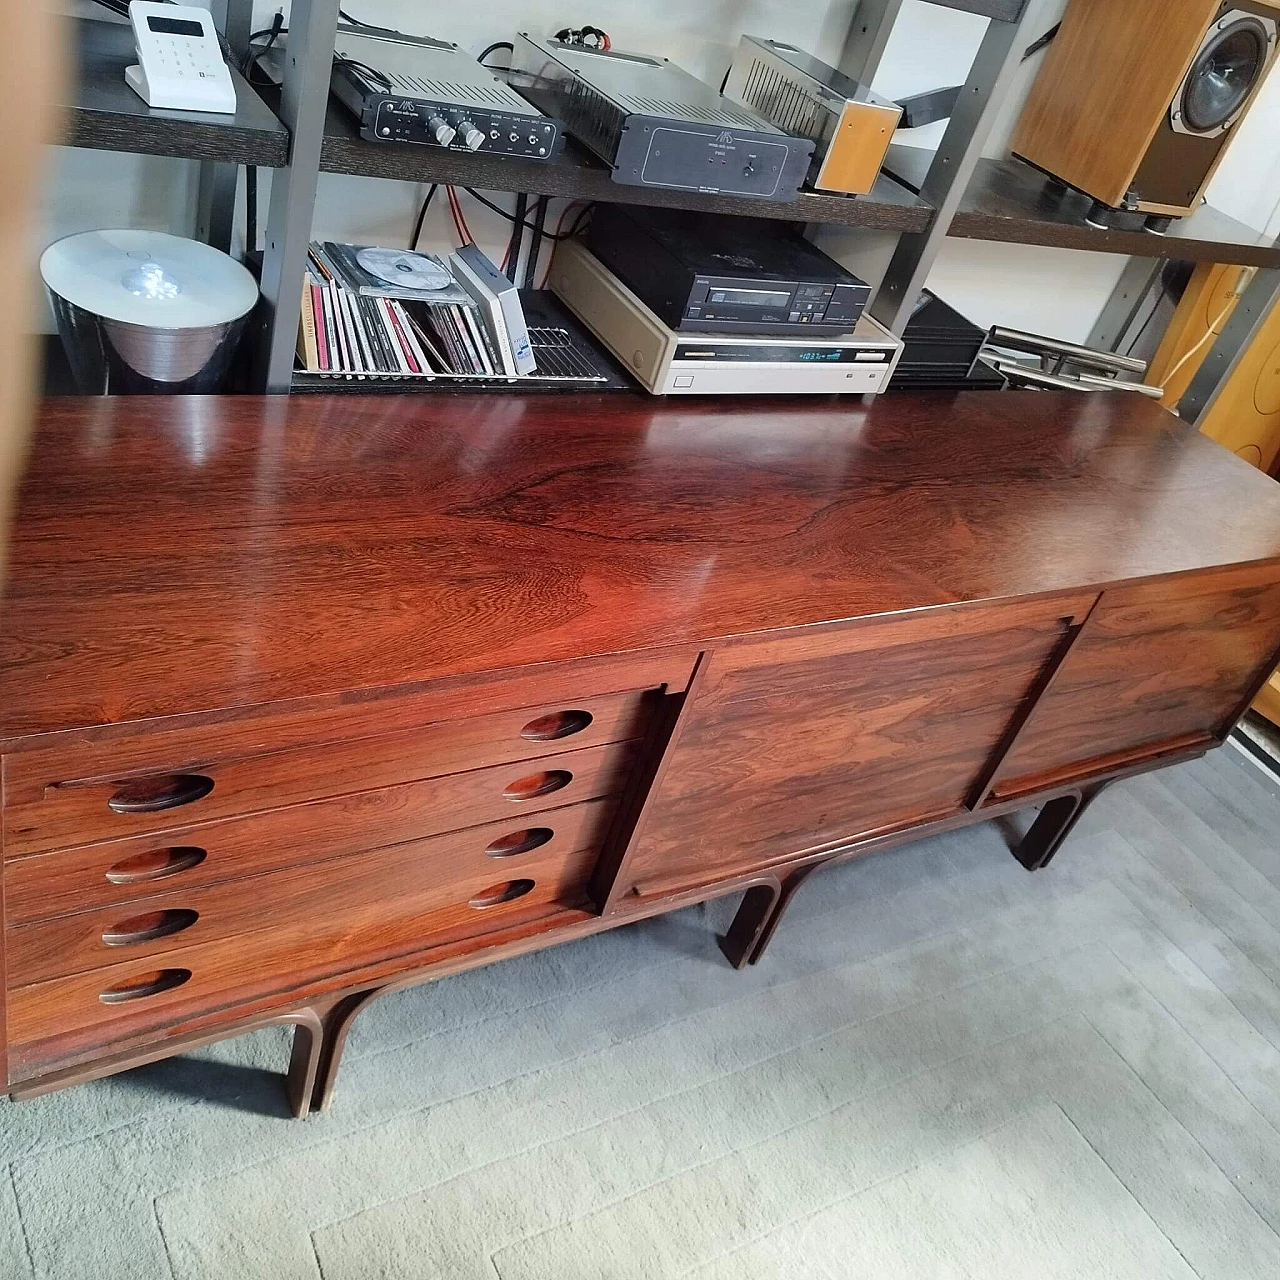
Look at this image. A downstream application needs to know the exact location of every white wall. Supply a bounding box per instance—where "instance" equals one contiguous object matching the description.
[39,0,1280,343]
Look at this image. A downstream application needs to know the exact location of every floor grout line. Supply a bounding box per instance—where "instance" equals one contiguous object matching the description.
[7,1164,36,1280]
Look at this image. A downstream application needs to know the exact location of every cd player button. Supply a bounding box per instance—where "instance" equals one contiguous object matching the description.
[789,312,801,322]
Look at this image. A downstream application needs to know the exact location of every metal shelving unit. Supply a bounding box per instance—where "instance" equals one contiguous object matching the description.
[318,100,932,234]
[62,17,288,166]
[50,0,1280,407]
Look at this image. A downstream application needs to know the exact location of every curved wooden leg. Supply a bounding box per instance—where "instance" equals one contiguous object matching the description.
[718,880,781,970]
[311,988,386,1113]
[746,865,820,966]
[283,1009,324,1119]
[720,866,819,969]
[1014,782,1111,871]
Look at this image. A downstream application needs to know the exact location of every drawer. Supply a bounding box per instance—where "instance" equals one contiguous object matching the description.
[8,834,599,1075]
[5,739,637,926]
[8,796,616,986]
[3,686,655,858]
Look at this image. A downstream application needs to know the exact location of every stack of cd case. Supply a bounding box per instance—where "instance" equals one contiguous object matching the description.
[296,242,625,390]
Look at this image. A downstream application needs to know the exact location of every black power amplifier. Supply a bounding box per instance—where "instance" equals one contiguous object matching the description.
[331,28,563,160]
[512,34,813,199]
[587,206,870,336]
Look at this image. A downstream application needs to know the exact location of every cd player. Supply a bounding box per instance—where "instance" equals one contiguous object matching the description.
[586,205,870,335]
[549,240,902,396]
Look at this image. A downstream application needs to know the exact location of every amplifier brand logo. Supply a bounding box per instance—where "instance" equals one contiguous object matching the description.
[716,131,735,145]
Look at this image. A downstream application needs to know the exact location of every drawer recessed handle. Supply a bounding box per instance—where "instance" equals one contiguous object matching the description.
[520,709,594,742]
[101,908,199,948]
[98,968,191,1004]
[105,846,207,885]
[485,827,554,858]
[107,774,214,815]
[502,770,572,802]
[469,878,535,909]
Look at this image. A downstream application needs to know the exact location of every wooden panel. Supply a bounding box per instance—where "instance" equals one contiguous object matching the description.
[7,797,615,986]
[7,839,600,1073]
[621,598,1087,896]
[10,395,1280,745]
[990,563,1280,799]
[1149,263,1242,408]
[5,739,636,926]
[4,686,653,859]
[1011,0,1219,208]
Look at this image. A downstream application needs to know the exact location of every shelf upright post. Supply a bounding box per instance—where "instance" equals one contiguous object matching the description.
[257,0,341,393]
[195,0,255,253]
[1086,258,1165,353]
[870,0,1036,335]
[1176,267,1280,423]
[837,0,905,83]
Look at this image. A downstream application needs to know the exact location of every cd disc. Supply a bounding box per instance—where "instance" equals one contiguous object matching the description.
[356,247,452,292]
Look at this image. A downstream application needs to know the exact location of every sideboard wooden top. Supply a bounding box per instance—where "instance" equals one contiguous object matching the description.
[4,391,1280,739]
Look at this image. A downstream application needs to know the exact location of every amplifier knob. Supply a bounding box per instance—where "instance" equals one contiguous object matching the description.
[428,116,456,147]
[459,121,485,151]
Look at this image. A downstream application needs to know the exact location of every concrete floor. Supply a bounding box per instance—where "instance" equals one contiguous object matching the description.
[5,746,1280,1278]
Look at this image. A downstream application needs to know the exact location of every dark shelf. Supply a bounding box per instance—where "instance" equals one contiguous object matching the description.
[61,18,289,167]
[931,0,1028,19]
[319,102,933,234]
[886,146,1280,268]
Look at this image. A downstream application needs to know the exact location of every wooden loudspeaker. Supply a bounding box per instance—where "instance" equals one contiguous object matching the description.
[1013,0,1280,220]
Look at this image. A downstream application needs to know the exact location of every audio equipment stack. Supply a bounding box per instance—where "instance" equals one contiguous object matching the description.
[723,35,902,196]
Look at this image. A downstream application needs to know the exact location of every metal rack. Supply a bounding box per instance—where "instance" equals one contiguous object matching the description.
[54,0,1280,402]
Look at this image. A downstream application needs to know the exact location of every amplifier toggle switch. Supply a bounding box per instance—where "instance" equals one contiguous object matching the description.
[458,120,486,151]
[428,116,457,147]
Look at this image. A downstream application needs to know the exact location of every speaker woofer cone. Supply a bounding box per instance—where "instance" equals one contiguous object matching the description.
[1180,16,1269,134]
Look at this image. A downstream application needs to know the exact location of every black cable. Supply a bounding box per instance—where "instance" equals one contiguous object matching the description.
[461,189,592,240]
[410,185,439,250]
[524,196,550,290]
[338,9,406,36]
[333,56,391,91]
[242,14,285,258]
[1022,23,1061,61]
[508,193,528,280]
[478,41,515,67]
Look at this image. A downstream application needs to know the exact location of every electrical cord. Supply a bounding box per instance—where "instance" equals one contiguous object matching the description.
[410,185,439,251]
[461,189,594,241]
[478,41,515,67]
[1162,266,1259,390]
[337,9,408,37]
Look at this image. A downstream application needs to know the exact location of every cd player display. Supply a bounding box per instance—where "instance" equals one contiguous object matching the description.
[588,205,870,336]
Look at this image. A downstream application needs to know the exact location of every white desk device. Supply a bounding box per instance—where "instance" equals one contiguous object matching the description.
[125,3,237,114]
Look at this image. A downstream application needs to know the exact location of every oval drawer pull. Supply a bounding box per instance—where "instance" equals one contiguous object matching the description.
[107,774,214,815]
[98,968,192,1004]
[101,908,199,948]
[502,770,572,802]
[485,827,554,858]
[469,878,535,909]
[520,709,594,742]
[105,846,207,885]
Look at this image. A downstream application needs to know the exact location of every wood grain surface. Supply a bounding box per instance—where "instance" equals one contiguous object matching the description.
[1011,0,1220,207]
[4,685,651,858]
[621,596,1092,895]
[7,392,1280,741]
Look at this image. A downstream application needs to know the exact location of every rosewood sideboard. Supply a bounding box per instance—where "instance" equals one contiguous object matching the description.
[4,390,1280,1117]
